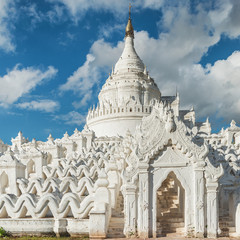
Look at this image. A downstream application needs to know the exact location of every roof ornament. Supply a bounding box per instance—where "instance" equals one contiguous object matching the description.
[125,2,134,38]
[129,2,131,19]
[230,119,236,128]
[165,110,176,133]
[144,65,147,74]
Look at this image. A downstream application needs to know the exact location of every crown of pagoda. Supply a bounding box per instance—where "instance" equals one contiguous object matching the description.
[114,4,145,74]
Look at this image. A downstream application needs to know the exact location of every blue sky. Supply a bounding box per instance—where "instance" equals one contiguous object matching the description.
[0,0,240,144]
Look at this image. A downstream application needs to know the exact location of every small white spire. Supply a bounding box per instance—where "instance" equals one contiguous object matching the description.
[144,65,147,75]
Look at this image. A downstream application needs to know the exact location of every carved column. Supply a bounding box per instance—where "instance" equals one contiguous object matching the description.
[194,163,205,237]
[138,162,149,238]
[89,170,111,239]
[206,182,219,238]
[122,184,137,237]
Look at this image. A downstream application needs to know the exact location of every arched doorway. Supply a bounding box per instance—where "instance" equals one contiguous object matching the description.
[27,159,35,178]
[156,172,185,237]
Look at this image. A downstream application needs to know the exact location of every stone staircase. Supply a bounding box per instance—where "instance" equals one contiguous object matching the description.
[107,192,125,238]
[156,176,185,237]
[219,216,236,237]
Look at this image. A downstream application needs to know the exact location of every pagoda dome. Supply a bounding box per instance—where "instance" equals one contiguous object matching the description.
[86,7,161,137]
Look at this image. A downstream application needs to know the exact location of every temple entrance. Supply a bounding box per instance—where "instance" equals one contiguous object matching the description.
[156,172,185,237]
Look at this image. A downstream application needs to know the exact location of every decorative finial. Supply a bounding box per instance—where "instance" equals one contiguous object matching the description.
[125,3,134,38]
[231,120,236,127]
[144,65,147,74]
[129,2,132,19]
[64,131,69,138]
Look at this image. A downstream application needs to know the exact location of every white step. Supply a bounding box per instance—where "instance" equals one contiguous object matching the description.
[160,222,185,228]
[157,217,184,223]
[107,233,125,238]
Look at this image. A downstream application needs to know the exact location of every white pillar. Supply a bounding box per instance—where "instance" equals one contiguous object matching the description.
[122,184,137,237]
[138,162,149,238]
[194,164,205,237]
[89,203,109,239]
[206,182,219,238]
[89,170,111,239]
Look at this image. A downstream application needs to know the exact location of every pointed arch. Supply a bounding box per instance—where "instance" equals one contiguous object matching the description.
[152,169,191,237]
[27,159,35,178]
[154,169,191,197]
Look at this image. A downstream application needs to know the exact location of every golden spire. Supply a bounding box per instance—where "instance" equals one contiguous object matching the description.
[125,2,134,38]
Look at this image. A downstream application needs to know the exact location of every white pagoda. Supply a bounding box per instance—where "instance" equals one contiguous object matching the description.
[0,6,240,239]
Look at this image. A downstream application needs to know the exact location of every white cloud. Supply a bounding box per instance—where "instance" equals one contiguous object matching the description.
[17,100,60,113]
[178,51,240,121]
[20,3,45,30]
[0,0,15,52]
[72,91,92,109]
[142,0,164,9]
[98,23,125,39]
[59,54,99,107]
[46,4,65,23]
[59,40,123,107]
[0,1,67,52]
[56,111,86,125]
[20,3,67,28]
[60,54,97,93]
[47,0,128,21]
[47,0,165,22]
[60,40,123,107]
[0,65,58,106]
[209,0,240,38]
[90,39,123,67]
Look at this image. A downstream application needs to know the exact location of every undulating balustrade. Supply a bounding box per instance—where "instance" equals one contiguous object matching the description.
[0,141,122,222]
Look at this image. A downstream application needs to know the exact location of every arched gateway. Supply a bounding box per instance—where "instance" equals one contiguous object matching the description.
[120,104,223,238]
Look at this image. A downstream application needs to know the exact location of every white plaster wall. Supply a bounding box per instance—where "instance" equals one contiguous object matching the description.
[0,218,89,236]
[0,219,55,235]
[88,117,143,137]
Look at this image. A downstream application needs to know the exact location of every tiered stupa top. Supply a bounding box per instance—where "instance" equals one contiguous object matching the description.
[114,15,144,74]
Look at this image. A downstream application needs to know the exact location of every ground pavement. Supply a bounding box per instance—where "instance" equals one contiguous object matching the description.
[105,238,238,240]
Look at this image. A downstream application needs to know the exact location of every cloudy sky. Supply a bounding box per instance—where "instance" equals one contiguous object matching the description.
[0,0,240,143]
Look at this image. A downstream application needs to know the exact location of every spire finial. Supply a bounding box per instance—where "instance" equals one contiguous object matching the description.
[125,2,134,38]
[129,2,132,19]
